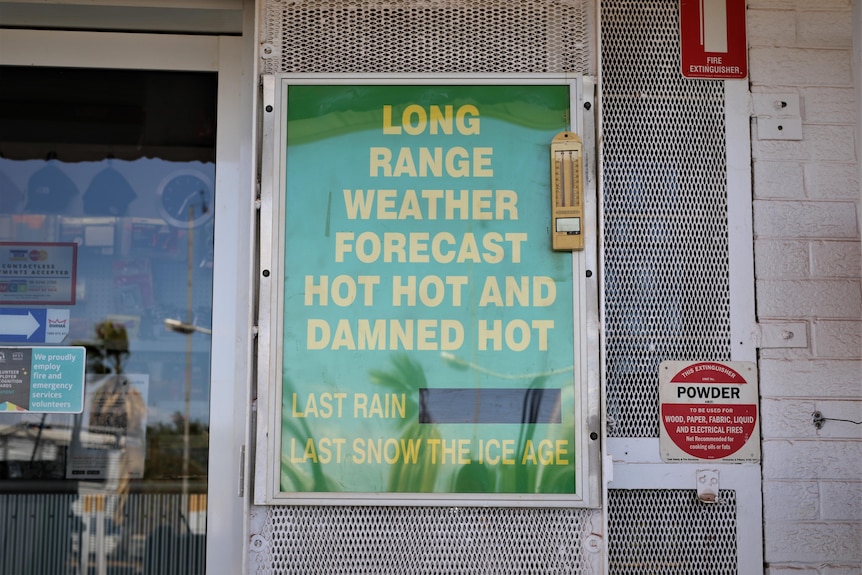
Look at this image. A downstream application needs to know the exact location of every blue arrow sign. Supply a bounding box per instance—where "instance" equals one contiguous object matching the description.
[0,308,47,343]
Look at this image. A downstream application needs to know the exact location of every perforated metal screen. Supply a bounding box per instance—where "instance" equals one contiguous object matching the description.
[260,0,595,74]
[600,0,731,439]
[607,490,738,575]
[251,506,603,573]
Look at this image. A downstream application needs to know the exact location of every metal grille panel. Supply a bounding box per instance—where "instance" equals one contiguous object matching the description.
[607,489,738,575]
[252,506,602,574]
[261,0,595,74]
[600,0,731,438]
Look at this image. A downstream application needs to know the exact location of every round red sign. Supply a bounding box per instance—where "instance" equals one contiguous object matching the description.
[661,362,758,460]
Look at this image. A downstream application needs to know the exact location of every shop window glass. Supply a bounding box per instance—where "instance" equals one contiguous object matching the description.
[0,66,216,575]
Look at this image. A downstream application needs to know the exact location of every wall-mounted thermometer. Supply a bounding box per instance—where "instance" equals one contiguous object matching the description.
[550,131,584,251]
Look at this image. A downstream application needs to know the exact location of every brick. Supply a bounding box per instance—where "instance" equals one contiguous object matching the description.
[804,125,856,162]
[748,0,851,8]
[763,480,819,521]
[797,11,854,48]
[749,47,852,86]
[753,161,805,199]
[820,481,862,520]
[761,398,817,437]
[812,399,862,440]
[759,348,817,362]
[765,568,820,575]
[764,568,819,575]
[745,0,786,7]
[763,439,861,480]
[760,359,862,397]
[810,241,862,278]
[819,566,862,575]
[802,87,857,123]
[813,320,862,358]
[768,567,862,575]
[747,10,797,47]
[755,240,809,278]
[765,521,861,563]
[800,0,852,6]
[753,138,807,162]
[759,347,815,361]
[804,163,860,199]
[757,279,862,318]
[754,200,859,238]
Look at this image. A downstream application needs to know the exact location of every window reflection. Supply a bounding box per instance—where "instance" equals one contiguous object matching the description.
[0,66,214,575]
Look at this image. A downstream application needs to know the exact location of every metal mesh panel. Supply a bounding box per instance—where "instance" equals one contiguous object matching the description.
[607,489,737,575]
[599,0,731,438]
[260,0,595,74]
[252,506,601,574]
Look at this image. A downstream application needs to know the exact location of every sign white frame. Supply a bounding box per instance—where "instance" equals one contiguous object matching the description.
[255,74,602,508]
[658,360,760,463]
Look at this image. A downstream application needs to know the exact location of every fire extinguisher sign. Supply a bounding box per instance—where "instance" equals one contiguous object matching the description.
[679,0,748,79]
[659,361,760,463]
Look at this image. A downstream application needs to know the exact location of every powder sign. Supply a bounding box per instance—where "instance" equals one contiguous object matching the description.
[659,361,760,463]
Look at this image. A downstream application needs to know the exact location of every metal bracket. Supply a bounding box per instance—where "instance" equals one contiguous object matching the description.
[696,469,719,504]
[757,117,802,140]
[752,93,802,140]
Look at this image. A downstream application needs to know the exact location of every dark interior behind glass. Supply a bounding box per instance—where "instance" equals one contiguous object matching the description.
[0,66,216,575]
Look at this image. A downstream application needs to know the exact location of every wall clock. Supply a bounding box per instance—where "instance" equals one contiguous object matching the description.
[156,169,214,228]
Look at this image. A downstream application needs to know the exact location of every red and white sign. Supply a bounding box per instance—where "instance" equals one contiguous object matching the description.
[680,0,747,79]
[659,361,760,463]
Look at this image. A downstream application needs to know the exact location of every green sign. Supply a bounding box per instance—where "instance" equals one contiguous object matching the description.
[280,84,577,496]
[0,346,86,413]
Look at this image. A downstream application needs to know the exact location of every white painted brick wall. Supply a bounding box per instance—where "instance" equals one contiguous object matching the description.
[810,240,862,277]
[750,47,852,86]
[755,239,809,276]
[759,359,861,397]
[754,201,858,237]
[754,161,806,199]
[757,280,860,317]
[804,163,859,199]
[797,11,854,48]
[750,0,861,572]
[813,320,862,357]
[802,87,856,124]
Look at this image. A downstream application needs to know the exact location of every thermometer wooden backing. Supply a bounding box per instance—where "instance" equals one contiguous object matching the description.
[550,131,584,251]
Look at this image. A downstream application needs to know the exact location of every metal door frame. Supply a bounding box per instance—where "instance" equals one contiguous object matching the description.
[600,76,763,573]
